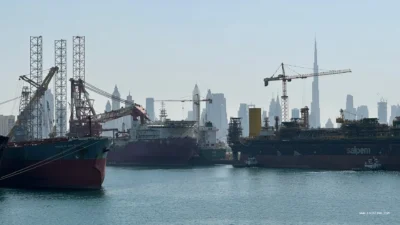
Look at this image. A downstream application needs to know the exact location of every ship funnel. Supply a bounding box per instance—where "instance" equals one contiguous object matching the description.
[249,108,262,137]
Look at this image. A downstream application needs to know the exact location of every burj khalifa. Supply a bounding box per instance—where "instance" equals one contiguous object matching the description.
[310,39,321,128]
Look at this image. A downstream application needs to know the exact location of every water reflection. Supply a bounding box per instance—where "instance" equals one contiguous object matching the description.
[0,189,5,202]
[0,187,106,201]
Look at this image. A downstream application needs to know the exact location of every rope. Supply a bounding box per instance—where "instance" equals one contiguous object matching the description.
[0,140,98,181]
[0,140,101,181]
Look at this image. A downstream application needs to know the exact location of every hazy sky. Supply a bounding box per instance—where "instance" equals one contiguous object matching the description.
[0,0,399,126]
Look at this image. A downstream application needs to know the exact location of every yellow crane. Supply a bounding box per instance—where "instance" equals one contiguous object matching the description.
[264,63,352,122]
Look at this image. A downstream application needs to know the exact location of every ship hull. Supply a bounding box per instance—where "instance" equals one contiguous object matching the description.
[190,147,228,165]
[232,138,400,170]
[107,137,197,167]
[0,137,111,189]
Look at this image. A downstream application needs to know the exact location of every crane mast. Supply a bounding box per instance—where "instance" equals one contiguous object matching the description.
[264,63,352,123]
[8,66,59,141]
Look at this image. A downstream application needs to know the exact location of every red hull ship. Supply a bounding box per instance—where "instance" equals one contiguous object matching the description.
[0,137,111,189]
[0,66,147,189]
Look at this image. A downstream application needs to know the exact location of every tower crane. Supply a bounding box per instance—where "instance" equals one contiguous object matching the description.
[264,63,352,122]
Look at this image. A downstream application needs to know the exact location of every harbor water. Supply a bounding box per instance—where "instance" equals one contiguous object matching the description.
[1,165,399,225]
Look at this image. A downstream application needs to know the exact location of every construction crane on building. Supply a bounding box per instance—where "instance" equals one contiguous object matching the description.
[264,63,352,122]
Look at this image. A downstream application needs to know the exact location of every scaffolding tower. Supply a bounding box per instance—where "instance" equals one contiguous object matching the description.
[71,36,92,129]
[73,36,85,81]
[54,39,67,137]
[29,36,43,140]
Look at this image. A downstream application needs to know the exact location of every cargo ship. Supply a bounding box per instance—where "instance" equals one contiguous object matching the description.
[229,107,400,171]
[107,106,198,167]
[0,67,113,189]
[0,137,111,189]
[0,135,9,167]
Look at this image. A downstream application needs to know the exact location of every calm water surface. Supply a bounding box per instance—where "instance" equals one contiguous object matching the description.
[1,165,399,225]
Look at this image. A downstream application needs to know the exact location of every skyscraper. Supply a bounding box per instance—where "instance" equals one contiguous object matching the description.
[378,99,388,124]
[310,39,321,128]
[345,95,356,120]
[268,95,281,126]
[325,118,334,128]
[356,105,369,119]
[186,110,193,121]
[262,110,267,126]
[123,92,134,130]
[238,104,249,137]
[291,108,300,119]
[205,89,228,142]
[112,85,120,110]
[0,114,15,136]
[145,97,155,121]
[105,100,111,112]
[125,92,133,107]
[200,108,206,125]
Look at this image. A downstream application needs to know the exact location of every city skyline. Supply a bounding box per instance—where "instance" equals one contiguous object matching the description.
[0,1,399,126]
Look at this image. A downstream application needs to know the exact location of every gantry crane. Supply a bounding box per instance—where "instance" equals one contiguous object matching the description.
[264,63,352,122]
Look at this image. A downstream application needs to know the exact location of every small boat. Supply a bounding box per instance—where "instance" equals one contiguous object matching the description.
[233,156,258,168]
[363,157,382,170]
[352,157,383,171]
[245,157,258,167]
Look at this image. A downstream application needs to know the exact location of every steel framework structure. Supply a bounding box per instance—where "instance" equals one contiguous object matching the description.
[30,36,43,140]
[54,39,68,137]
[18,86,31,140]
[71,36,90,125]
[73,36,85,80]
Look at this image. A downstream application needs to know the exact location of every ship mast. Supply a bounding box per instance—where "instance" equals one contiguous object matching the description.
[159,101,168,122]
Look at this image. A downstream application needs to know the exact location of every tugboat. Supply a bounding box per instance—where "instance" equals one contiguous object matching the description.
[245,156,258,167]
[363,157,382,170]
[233,156,259,168]
[352,157,383,171]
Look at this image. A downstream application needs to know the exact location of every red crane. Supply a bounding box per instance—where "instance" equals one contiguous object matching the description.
[264,63,352,122]
[68,79,150,137]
